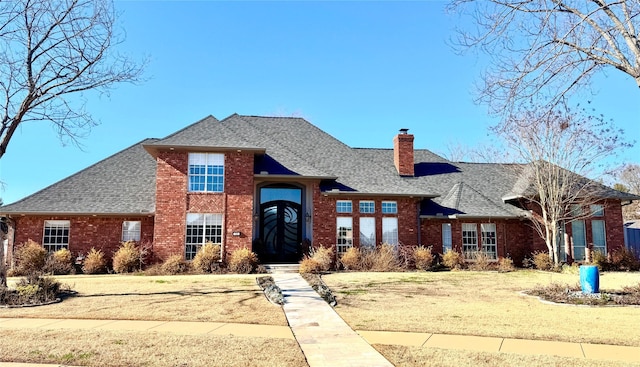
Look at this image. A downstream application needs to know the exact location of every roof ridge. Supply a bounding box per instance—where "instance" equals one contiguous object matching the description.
[155,115,219,142]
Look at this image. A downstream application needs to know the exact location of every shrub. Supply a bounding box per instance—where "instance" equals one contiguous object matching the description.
[340,247,361,271]
[299,257,321,273]
[532,251,553,271]
[160,254,191,275]
[82,248,107,274]
[413,246,434,271]
[442,249,464,270]
[310,246,334,271]
[468,250,494,271]
[591,250,609,270]
[44,248,74,275]
[610,247,640,271]
[370,244,400,272]
[497,257,516,273]
[14,240,47,275]
[228,248,259,274]
[14,274,62,305]
[112,241,141,274]
[192,242,222,273]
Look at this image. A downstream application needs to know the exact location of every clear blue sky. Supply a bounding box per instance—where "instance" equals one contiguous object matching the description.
[1,1,638,205]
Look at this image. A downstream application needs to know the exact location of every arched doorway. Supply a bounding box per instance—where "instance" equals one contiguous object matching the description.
[255,185,304,263]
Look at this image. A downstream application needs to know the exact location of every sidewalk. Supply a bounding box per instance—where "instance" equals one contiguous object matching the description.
[273,273,394,367]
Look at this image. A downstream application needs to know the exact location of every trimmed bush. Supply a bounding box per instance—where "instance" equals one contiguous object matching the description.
[112,241,141,274]
[442,249,464,270]
[299,257,321,274]
[15,240,47,275]
[44,248,74,275]
[532,251,553,271]
[340,247,361,271]
[192,242,221,273]
[82,248,107,274]
[228,248,259,274]
[161,254,191,275]
[413,246,434,271]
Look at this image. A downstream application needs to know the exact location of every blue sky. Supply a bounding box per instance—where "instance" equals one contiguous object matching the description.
[1,1,638,205]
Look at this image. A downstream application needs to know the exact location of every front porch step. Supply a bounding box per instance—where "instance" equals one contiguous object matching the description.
[263,264,300,274]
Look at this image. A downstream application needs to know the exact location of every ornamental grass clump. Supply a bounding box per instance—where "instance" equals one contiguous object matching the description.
[44,248,74,275]
[112,241,141,274]
[310,246,334,271]
[413,246,434,271]
[192,242,221,273]
[468,250,494,271]
[442,249,464,270]
[14,240,47,275]
[369,244,401,272]
[299,257,321,274]
[82,248,107,274]
[497,257,516,273]
[532,251,553,271]
[339,247,362,271]
[228,248,259,274]
[160,254,191,275]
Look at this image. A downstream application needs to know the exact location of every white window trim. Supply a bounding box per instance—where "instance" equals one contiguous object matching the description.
[359,217,376,249]
[442,223,452,253]
[480,223,498,260]
[591,220,606,255]
[382,217,399,246]
[336,200,353,213]
[359,200,375,214]
[43,220,70,252]
[462,223,477,259]
[337,217,353,254]
[185,213,223,260]
[122,221,141,242]
[188,153,225,193]
[381,201,398,214]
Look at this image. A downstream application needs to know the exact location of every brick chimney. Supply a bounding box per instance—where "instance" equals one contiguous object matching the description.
[393,128,414,176]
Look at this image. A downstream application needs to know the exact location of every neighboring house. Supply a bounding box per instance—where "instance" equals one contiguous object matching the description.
[1,114,636,266]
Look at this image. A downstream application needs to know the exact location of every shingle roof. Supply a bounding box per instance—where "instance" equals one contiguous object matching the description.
[2,114,634,218]
[1,139,158,215]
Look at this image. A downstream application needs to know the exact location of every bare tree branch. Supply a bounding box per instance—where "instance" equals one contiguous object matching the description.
[0,0,144,159]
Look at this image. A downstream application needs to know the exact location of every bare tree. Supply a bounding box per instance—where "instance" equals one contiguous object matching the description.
[0,0,143,160]
[616,163,640,220]
[449,0,640,116]
[500,105,631,264]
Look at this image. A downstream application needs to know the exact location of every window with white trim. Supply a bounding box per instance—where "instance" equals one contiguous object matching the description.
[43,220,70,252]
[381,201,397,214]
[480,223,497,260]
[462,223,477,259]
[359,201,375,214]
[591,220,606,256]
[188,153,224,192]
[336,200,352,213]
[442,223,452,253]
[590,204,604,217]
[359,217,376,249]
[382,217,398,246]
[572,220,586,261]
[122,221,141,242]
[337,217,353,254]
[185,213,223,260]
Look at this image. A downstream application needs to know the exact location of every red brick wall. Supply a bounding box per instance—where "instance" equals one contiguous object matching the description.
[420,218,533,266]
[153,150,254,261]
[311,190,421,252]
[153,151,188,260]
[393,133,414,176]
[11,215,154,261]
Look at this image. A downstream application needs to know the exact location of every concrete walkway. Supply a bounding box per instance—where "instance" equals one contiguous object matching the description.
[273,273,394,367]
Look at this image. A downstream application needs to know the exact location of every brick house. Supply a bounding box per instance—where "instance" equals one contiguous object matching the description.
[1,114,636,266]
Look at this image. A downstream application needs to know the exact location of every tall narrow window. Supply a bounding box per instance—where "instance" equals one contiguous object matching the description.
[122,221,141,242]
[359,217,376,249]
[462,223,477,259]
[382,217,398,246]
[590,204,604,217]
[188,153,224,192]
[591,220,606,256]
[185,213,223,260]
[337,217,353,254]
[43,220,70,252]
[336,200,352,213]
[480,223,497,260]
[572,220,586,261]
[442,223,452,253]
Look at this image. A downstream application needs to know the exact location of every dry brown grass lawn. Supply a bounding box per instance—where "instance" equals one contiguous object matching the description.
[4,273,288,325]
[0,329,307,367]
[322,270,640,347]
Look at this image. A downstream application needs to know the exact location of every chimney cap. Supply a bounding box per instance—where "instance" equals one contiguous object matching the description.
[399,128,409,134]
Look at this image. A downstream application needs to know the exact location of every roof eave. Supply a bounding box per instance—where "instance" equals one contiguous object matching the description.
[420,214,524,220]
[143,144,266,157]
[2,211,155,217]
[322,191,437,198]
[255,174,338,180]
